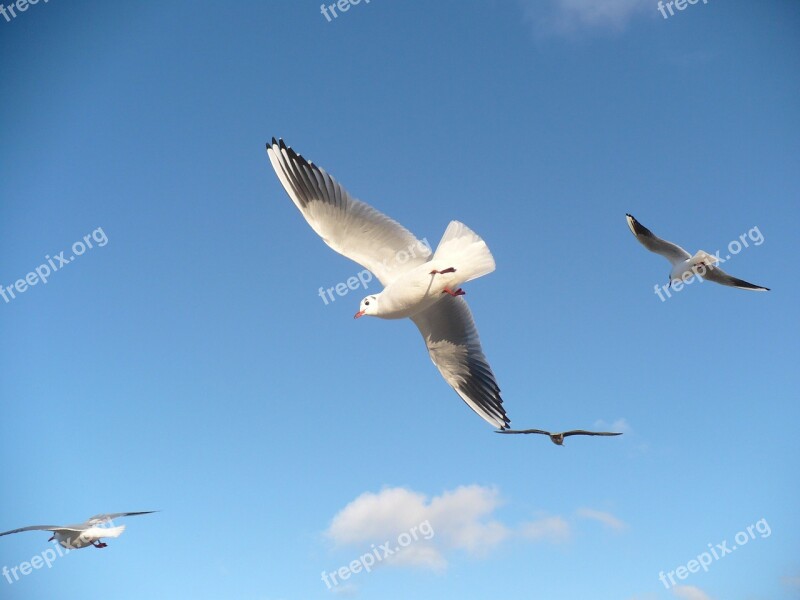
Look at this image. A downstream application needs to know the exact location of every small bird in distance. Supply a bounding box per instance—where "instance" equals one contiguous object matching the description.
[496,428,623,446]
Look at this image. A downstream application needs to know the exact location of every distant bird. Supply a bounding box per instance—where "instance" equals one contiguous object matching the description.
[0,512,157,549]
[626,214,769,291]
[497,429,623,446]
[266,138,508,428]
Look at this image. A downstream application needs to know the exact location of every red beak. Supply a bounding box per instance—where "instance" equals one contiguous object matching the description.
[354,311,365,319]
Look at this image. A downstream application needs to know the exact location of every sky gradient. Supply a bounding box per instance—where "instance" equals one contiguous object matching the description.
[1,1,798,599]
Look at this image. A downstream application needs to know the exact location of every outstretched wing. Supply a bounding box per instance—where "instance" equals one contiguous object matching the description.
[561,430,623,438]
[86,511,158,526]
[626,214,691,265]
[700,265,769,291]
[495,429,550,436]
[267,138,432,286]
[0,525,62,537]
[411,296,509,429]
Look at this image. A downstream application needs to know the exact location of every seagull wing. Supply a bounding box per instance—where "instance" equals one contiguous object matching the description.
[561,430,623,438]
[267,138,432,286]
[626,214,691,265]
[86,511,158,526]
[411,296,509,429]
[0,525,63,536]
[700,265,769,291]
[495,429,550,436]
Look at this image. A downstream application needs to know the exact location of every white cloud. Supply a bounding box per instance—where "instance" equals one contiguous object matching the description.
[325,485,508,570]
[520,515,571,543]
[521,0,651,36]
[325,485,625,572]
[576,508,628,531]
[672,585,713,600]
[427,485,510,555]
[327,487,427,546]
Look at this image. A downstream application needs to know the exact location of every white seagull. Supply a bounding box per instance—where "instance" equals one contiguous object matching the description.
[626,214,769,291]
[266,138,509,428]
[0,512,157,549]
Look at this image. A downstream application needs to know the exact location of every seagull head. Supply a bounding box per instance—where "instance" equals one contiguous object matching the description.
[354,295,379,319]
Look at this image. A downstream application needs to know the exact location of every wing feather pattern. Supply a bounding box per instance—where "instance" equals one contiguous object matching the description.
[267,139,431,285]
[411,296,509,429]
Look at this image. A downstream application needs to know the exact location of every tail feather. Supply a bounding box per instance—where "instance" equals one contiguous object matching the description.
[692,250,720,267]
[101,525,126,539]
[432,221,495,284]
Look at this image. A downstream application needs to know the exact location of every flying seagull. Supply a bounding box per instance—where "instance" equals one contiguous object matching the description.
[266,138,510,428]
[626,214,769,291]
[0,512,157,549]
[496,429,623,446]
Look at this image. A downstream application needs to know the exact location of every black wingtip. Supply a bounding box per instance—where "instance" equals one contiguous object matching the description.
[626,214,653,237]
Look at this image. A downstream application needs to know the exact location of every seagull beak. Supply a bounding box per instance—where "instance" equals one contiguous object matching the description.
[354,311,365,319]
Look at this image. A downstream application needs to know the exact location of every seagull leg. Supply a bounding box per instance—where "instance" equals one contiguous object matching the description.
[92,541,108,549]
[441,287,465,297]
[430,267,456,275]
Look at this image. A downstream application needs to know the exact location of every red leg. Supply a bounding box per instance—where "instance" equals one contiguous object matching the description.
[441,287,465,297]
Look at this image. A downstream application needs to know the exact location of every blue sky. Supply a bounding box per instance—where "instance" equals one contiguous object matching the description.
[1,1,798,599]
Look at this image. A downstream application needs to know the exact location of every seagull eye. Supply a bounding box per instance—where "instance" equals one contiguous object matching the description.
[365,301,370,306]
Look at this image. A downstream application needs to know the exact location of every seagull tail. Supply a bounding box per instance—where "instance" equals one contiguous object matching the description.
[101,525,126,539]
[431,221,496,284]
[692,250,720,267]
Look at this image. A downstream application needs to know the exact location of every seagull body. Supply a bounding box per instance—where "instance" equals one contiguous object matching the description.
[357,221,496,320]
[0,512,156,549]
[266,138,507,428]
[626,214,769,291]
[497,429,622,446]
[49,525,126,549]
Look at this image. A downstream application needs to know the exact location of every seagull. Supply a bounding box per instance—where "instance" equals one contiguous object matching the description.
[0,512,157,549]
[626,214,769,291]
[266,138,509,428]
[496,429,623,446]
